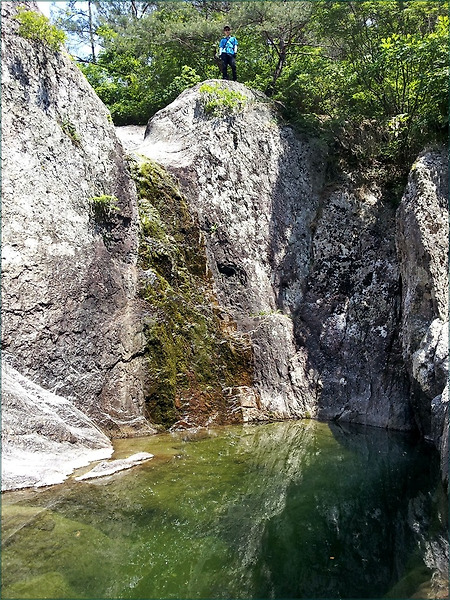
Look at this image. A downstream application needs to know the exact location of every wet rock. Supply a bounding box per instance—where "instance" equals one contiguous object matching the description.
[223,385,265,423]
[1,361,113,491]
[75,452,153,481]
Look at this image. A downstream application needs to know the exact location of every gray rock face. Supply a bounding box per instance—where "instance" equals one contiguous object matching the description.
[1,2,152,435]
[396,149,448,482]
[138,81,411,429]
[137,81,325,418]
[2,361,113,491]
[298,183,411,429]
[397,150,448,363]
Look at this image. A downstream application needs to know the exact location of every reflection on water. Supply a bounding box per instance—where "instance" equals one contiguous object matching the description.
[1,420,448,599]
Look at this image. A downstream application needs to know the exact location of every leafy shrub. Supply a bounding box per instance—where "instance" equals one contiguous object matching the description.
[15,8,66,51]
[199,83,247,117]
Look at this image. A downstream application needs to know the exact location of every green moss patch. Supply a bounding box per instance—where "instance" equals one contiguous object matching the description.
[131,159,253,429]
[1,505,121,599]
[199,83,248,117]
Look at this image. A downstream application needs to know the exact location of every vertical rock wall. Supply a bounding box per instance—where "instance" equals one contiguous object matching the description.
[139,81,325,418]
[396,149,449,482]
[138,81,413,429]
[1,2,151,435]
[298,182,411,429]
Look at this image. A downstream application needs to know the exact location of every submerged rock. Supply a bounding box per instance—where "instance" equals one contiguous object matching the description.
[75,452,153,481]
[1,361,113,491]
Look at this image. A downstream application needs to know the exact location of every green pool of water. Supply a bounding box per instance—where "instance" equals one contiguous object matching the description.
[1,420,447,599]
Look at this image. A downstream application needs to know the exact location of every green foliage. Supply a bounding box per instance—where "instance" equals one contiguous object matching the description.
[89,194,120,221]
[301,0,449,164]
[157,65,202,110]
[59,116,81,145]
[199,83,247,116]
[15,8,66,51]
[131,159,253,428]
[80,49,154,125]
[51,0,448,167]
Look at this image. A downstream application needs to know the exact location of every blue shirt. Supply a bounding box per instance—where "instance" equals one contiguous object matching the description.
[219,35,238,55]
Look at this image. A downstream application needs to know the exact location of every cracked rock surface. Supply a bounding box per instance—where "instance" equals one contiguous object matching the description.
[134,81,412,430]
[1,2,152,436]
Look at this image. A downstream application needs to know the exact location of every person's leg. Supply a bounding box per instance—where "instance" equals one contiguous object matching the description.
[230,55,237,81]
[221,55,228,79]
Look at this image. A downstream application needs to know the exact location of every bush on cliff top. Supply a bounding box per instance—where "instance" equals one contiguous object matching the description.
[15,8,66,51]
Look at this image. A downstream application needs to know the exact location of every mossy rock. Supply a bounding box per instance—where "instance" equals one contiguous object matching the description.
[131,158,253,428]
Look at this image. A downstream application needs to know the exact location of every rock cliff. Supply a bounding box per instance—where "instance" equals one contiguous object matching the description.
[2,3,448,489]
[138,82,324,419]
[396,149,449,481]
[130,80,448,480]
[2,1,151,437]
[135,81,412,430]
[1,3,254,490]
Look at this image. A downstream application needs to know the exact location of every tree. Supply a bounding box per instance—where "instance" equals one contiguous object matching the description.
[306,1,449,160]
[52,0,99,62]
[53,0,448,167]
[235,2,315,96]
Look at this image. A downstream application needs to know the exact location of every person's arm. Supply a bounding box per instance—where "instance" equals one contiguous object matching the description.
[233,37,238,54]
[219,38,225,55]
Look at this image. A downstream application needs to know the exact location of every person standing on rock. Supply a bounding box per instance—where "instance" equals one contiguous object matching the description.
[219,26,238,81]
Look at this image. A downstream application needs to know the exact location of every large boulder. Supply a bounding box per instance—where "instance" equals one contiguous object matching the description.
[1,2,152,435]
[134,80,326,418]
[134,80,411,428]
[2,361,113,491]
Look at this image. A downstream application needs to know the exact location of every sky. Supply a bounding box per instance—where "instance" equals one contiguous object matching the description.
[36,2,93,57]
[36,2,54,17]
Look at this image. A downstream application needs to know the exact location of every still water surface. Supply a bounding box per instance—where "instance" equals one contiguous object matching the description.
[2,420,447,599]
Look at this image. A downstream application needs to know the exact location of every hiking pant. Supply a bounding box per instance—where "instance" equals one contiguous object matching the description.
[221,53,237,81]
